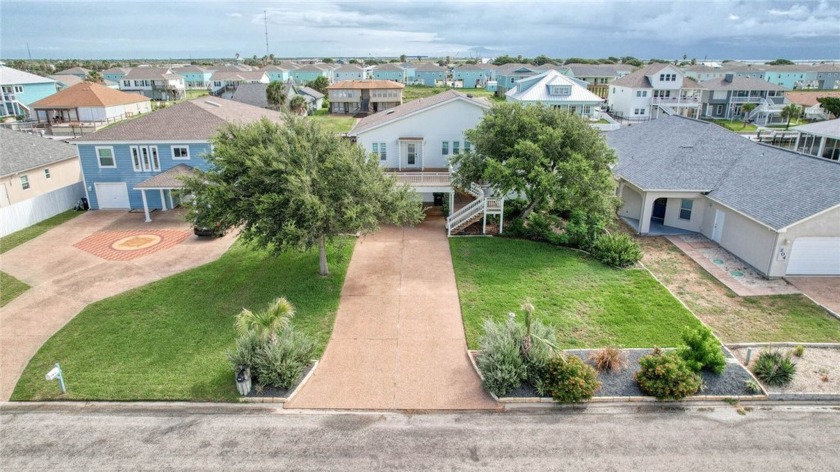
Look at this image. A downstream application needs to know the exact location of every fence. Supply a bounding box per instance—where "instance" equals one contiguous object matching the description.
[0,182,84,237]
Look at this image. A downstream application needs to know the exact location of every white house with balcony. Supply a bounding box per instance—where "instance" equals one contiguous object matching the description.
[607,63,702,121]
[347,90,503,235]
[119,67,185,101]
[505,69,604,119]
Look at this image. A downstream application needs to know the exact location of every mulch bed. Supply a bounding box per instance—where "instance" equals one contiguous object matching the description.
[244,363,314,399]
[495,348,761,399]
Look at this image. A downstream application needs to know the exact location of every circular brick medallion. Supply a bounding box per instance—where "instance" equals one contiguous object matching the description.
[111,234,163,251]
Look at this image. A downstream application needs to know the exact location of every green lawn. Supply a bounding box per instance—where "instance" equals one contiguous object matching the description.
[765,118,807,129]
[308,111,355,133]
[0,210,82,254]
[1,272,29,307]
[707,119,758,133]
[404,86,504,103]
[185,89,209,99]
[11,240,354,401]
[450,238,703,350]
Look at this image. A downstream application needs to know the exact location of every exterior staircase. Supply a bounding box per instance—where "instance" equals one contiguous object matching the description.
[446,183,504,236]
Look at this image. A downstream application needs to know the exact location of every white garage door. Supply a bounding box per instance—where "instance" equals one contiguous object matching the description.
[95,183,130,209]
[787,237,840,275]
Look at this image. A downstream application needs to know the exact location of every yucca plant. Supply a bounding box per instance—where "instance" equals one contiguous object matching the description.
[752,351,796,387]
[235,297,295,344]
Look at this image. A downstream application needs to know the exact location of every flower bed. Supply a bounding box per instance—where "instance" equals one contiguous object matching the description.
[730,345,840,401]
[240,362,316,403]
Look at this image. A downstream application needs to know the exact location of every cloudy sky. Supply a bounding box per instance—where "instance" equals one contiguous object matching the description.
[2,0,838,60]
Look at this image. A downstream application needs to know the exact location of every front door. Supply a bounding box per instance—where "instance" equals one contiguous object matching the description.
[652,198,667,222]
[712,209,725,243]
[406,143,417,167]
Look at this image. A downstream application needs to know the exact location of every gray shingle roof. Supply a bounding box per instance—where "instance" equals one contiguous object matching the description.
[229,83,270,108]
[349,90,488,136]
[611,63,674,88]
[123,67,174,80]
[699,76,788,91]
[298,86,324,99]
[77,97,283,142]
[0,129,77,176]
[607,116,840,230]
[565,63,634,78]
[135,164,197,189]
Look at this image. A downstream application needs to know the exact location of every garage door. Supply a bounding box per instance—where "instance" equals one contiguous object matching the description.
[787,237,840,275]
[95,183,130,209]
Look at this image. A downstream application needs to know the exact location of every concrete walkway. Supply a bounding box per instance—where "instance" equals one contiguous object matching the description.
[0,210,236,401]
[286,216,499,410]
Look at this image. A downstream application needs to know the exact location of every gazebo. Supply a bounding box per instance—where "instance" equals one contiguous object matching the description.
[134,164,197,222]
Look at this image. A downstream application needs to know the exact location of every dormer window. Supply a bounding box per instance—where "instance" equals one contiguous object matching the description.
[549,85,571,96]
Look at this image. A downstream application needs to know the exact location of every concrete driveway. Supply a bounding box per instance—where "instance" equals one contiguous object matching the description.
[786,277,840,315]
[286,216,499,410]
[0,209,236,401]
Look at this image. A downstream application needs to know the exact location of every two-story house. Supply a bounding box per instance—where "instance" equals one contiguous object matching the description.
[209,70,269,99]
[452,63,497,89]
[699,74,788,125]
[119,67,185,101]
[262,65,296,83]
[0,64,59,118]
[291,64,332,85]
[564,63,635,99]
[370,63,407,83]
[102,67,131,83]
[413,63,447,86]
[505,70,604,119]
[333,64,366,82]
[326,80,403,115]
[174,66,214,89]
[494,63,553,96]
[73,97,284,221]
[607,63,702,121]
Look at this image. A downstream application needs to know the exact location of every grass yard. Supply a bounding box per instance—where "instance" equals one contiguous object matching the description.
[765,118,807,129]
[0,210,82,254]
[707,119,758,133]
[11,240,354,402]
[1,272,29,307]
[638,236,840,343]
[185,89,209,99]
[309,110,355,133]
[403,86,504,103]
[450,237,703,350]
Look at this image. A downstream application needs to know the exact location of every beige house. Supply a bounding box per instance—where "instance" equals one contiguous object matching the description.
[30,82,151,135]
[326,80,404,115]
[608,116,840,277]
[0,129,83,236]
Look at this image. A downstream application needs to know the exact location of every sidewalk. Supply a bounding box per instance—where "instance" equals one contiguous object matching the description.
[285,216,499,410]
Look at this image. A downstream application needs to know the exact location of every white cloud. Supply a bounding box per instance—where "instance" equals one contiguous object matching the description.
[729,14,739,20]
[228,13,242,18]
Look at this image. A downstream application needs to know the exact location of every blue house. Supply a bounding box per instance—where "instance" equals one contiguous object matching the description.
[291,64,332,85]
[453,63,496,89]
[494,63,546,95]
[0,64,59,118]
[413,63,447,86]
[263,65,295,83]
[399,63,417,82]
[102,67,131,83]
[334,64,366,81]
[370,63,407,83]
[174,66,214,89]
[74,97,284,221]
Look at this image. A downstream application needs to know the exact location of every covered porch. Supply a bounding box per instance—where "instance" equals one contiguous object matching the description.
[617,181,704,236]
[134,164,197,223]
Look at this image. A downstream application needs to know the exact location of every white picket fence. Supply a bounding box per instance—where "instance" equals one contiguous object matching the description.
[0,182,84,237]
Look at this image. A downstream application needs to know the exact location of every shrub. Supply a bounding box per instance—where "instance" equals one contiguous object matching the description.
[744,379,762,394]
[635,348,701,400]
[677,326,726,374]
[561,210,604,250]
[519,304,558,396]
[539,354,601,403]
[589,347,626,373]
[477,318,526,397]
[752,351,797,387]
[792,345,805,357]
[590,233,642,268]
[251,325,316,389]
[228,331,260,368]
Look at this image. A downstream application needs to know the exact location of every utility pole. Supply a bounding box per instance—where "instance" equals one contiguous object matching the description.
[26,42,32,62]
[264,10,270,58]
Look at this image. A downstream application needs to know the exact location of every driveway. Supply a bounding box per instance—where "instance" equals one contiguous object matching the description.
[286,216,499,410]
[0,209,236,401]
[786,277,840,315]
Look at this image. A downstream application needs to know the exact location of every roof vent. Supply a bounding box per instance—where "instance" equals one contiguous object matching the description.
[386,110,396,115]
[204,100,221,107]
[466,94,474,98]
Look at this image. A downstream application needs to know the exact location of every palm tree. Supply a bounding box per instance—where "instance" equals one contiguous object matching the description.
[234,297,295,344]
[86,70,104,84]
[781,103,801,130]
[265,81,286,110]
[289,95,307,115]
[740,103,757,129]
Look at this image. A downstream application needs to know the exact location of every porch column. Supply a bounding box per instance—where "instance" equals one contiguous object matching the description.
[639,193,653,235]
[397,141,402,171]
[160,189,168,211]
[499,199,505,234]
[449,191,454,213]
[141,189,152,223]
[817,136,827,159]
[168,189,175,209]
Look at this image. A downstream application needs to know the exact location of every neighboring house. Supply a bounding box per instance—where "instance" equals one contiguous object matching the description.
[262,65,296,83]
[102,67,131,83]
[0,129,83,236]
[333,64,366,82]
[54,67,91,79]
[790,119,840,162]
[564,63,635,99]
[49,74,85,90]
[370,63,407,83]
[119,67,185,101]
[30,82,152,135]
[174,66,214,89]
[296,86,325,112]
[229,82,272,109]
[291,64,332,85]
[607,63,702,121]
[453,63,496,88]
[326,80,404,115]
[413,63,447,86]
[399,63,417,82]
[786,91,840,121]
[494,63,558,96]
[505,70,604,119]
[698,74,788,125]
[347,90,501,234]
[0,64,59,118]
[609,116,840,277]
[209,70,269,99]
[73,97,284,221]
[684,63,840,91]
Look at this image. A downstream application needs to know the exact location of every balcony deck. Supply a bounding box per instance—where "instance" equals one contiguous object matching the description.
[385,168,452,187]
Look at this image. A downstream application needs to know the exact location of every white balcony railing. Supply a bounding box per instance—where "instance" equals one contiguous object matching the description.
[650,96,700,106]
[730,96,765,103]
[386,171,451,187]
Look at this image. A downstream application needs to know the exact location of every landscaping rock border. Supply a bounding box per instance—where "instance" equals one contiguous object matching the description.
[239,361,317,404]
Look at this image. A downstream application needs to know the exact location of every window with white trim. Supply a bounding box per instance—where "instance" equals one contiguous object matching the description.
[442,141,449,155]
[679,199,693,220]
[150,146,160,171]
[13,85,24,93]
[20,175,30,190]
[130,145,160,171]
[172,146,190,160]
[464,140,471,153]
[453,141,460,154]
[372,142,386,161]
[96,146,116,168]
[44,168,51,179]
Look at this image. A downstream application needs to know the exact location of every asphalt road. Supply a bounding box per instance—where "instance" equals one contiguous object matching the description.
[1,402,839,471]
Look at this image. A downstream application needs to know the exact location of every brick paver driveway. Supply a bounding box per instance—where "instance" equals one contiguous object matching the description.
[0,209,236,400]
[286,216,499,410]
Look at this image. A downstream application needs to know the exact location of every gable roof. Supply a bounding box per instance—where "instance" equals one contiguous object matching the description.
[607,115,840,230]
[55,67,90,76]
[0,128,77,176]
[505,69,603,103]
[123,67,177,80]
[611,63,698,88]
[414,63,446,72]
[76,97,283,142]
[102,67,131,75]
[373,63,405,72]
[349,90,489,136]
[297,86,324,99]
[49,74,85,88]
[295,64,328,73]
[210,70,267,81]
[495,63,540,75]
[785,91,840,108]
[229,82,270,108]
[327,80,404,90]
[565,63,634,78]
[454,63,496,71]
[335,64,364,72]
[31,82,150,108]
[0,65,56,86]
[699,76,788,91]
[135,164,197,189]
